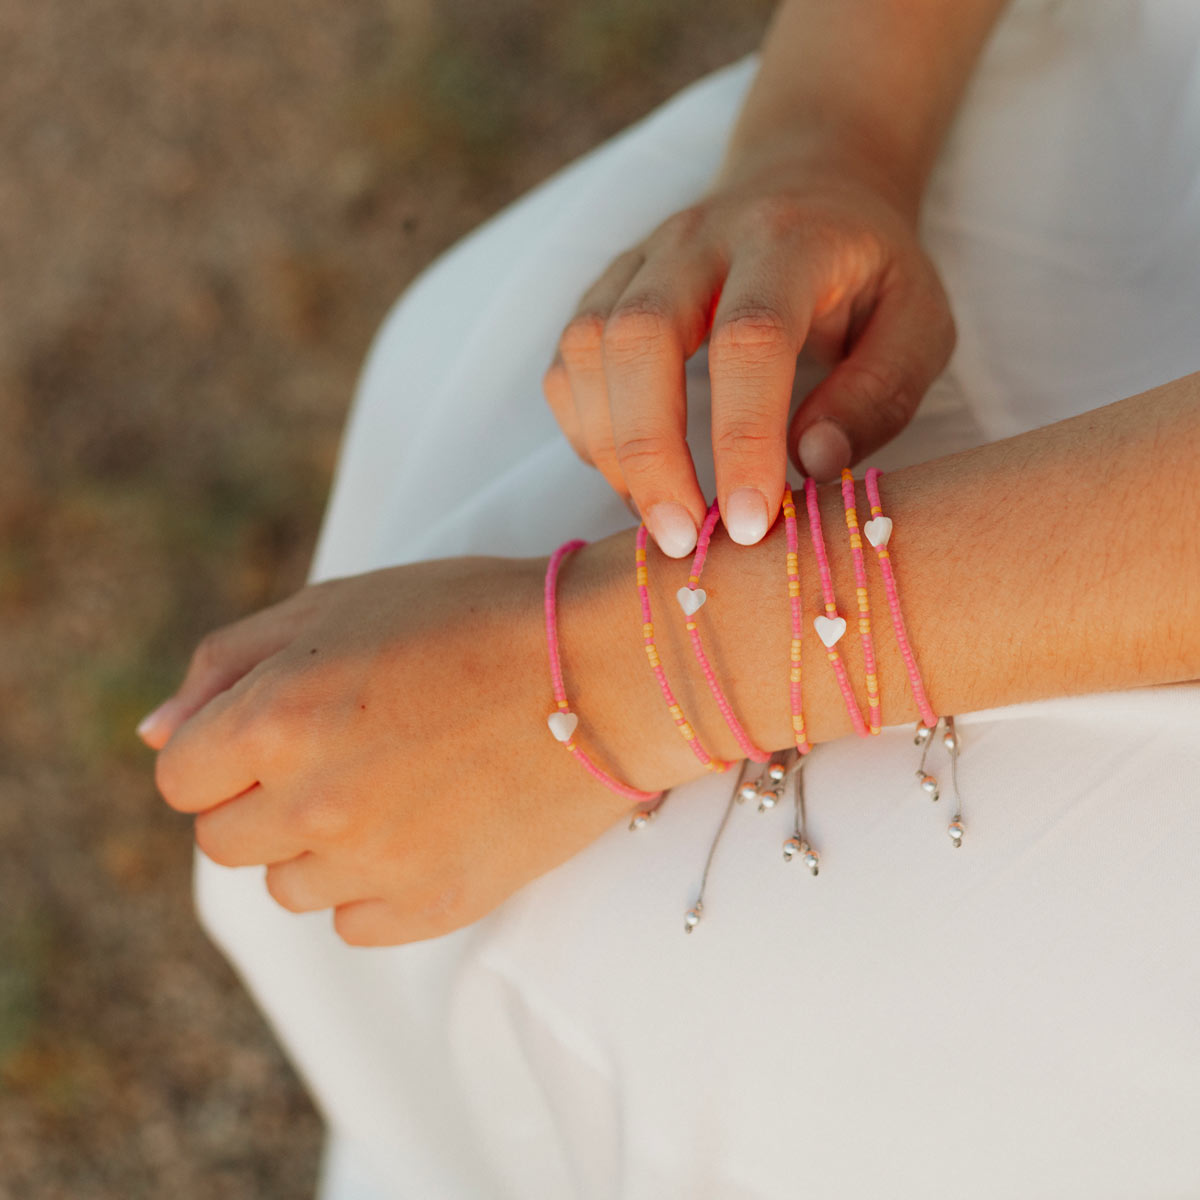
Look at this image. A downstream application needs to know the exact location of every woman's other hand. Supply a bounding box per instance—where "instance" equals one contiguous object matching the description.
[139,554,668,947]
[543,0,1011,558]
[542,152,956,555]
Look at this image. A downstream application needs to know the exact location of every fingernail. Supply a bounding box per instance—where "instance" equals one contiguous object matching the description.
[645,501,698,558]
[797,420,852,482]
[726,487,769,546]
[136,698,181,745]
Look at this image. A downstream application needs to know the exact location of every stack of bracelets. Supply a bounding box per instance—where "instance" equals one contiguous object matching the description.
[544,467,966,933]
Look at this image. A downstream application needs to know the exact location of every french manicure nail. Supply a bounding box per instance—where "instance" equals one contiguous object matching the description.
[645,501,698,558]
[136,698,181,744]
[726,487,769,545]
[797,420,852,482]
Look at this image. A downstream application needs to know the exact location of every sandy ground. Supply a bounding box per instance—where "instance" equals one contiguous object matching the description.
[0,1,770,1194]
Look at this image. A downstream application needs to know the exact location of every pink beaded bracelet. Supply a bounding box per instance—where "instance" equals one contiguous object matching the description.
[545,539,663,803]
[781,485,812,756]
[803,476,869,737]
[863,468,939,731]
[840,469,882,735]
[637,523,731,773]
[677,500,770,764]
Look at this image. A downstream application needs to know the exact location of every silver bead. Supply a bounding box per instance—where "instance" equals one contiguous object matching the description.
[783,836,803,861]
[948,820,965,846]
[628,810,651,832]
[684,905,703,933]
[914,724,933,747]
[919,772,940,801]
[766,761,787,784]
[756,788,779,811]
[802,849,820,876]
[943,731,958,752]
[737,782,759,805]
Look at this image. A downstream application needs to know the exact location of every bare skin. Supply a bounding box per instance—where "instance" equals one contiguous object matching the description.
[544,0,1011,557]
[143,372,1200,946]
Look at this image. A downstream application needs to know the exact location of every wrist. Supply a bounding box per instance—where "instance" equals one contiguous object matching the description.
[553,530,710,795]
[664,482,913,754]
[710,130,926,225]
[546,472,936,798]
[718,0,1015,225]
[552,492,864,796]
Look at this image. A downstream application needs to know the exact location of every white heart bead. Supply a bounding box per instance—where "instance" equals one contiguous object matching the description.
[863,516,893,548]
[547,711,579,742]
[676,586,707,615]
[814,615,847,648]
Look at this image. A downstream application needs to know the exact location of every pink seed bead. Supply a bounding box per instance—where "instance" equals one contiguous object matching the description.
[803,476,869,737]
[637,523,730,772]
[545,539,662,802]
[781,485,812,756]
[840,469,881,735]
[863,469,938,730]
[680,500,770,763]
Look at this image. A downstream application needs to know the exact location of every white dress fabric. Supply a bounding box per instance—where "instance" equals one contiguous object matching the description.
[196,3,1200,1196]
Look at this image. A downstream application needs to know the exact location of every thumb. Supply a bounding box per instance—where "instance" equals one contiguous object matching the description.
[136,601,302,749]
[789,270,956,480]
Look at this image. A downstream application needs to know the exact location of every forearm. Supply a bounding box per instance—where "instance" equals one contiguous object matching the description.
[561,372,1200,792]
[718,0,1011,212]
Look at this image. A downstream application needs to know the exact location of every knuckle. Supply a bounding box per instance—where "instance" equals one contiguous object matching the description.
[840,359,912,430]
[333,903,381,948]
[713,423,777,460]
[242,707,289,770]
[294,791,354,844]
[240,686,306,768]
[559,313,606,366]
[603,300,673,359]
[750,196,807,239]
[614,431,674,476]
[710,308,791,362]
[656,204,707,244]
[264,864,306,913]
[192,813,235,866]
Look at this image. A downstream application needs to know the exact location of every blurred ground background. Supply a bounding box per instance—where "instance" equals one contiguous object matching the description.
[0,1,772,1195]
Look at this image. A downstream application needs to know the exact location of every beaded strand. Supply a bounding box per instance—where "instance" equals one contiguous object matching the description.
[637,523,731,772]
[803,476,869,737]
[840,469,882,734]
[781,485,812,755]
[862,468,939,730]
[545,540,663,802]
[678,500,770,763]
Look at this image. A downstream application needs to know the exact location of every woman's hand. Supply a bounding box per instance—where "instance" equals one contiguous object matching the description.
[542,149,956,558]
[140,554,671,947]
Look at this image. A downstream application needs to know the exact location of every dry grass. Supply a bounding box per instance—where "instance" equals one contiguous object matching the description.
[0,0,771,1195]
